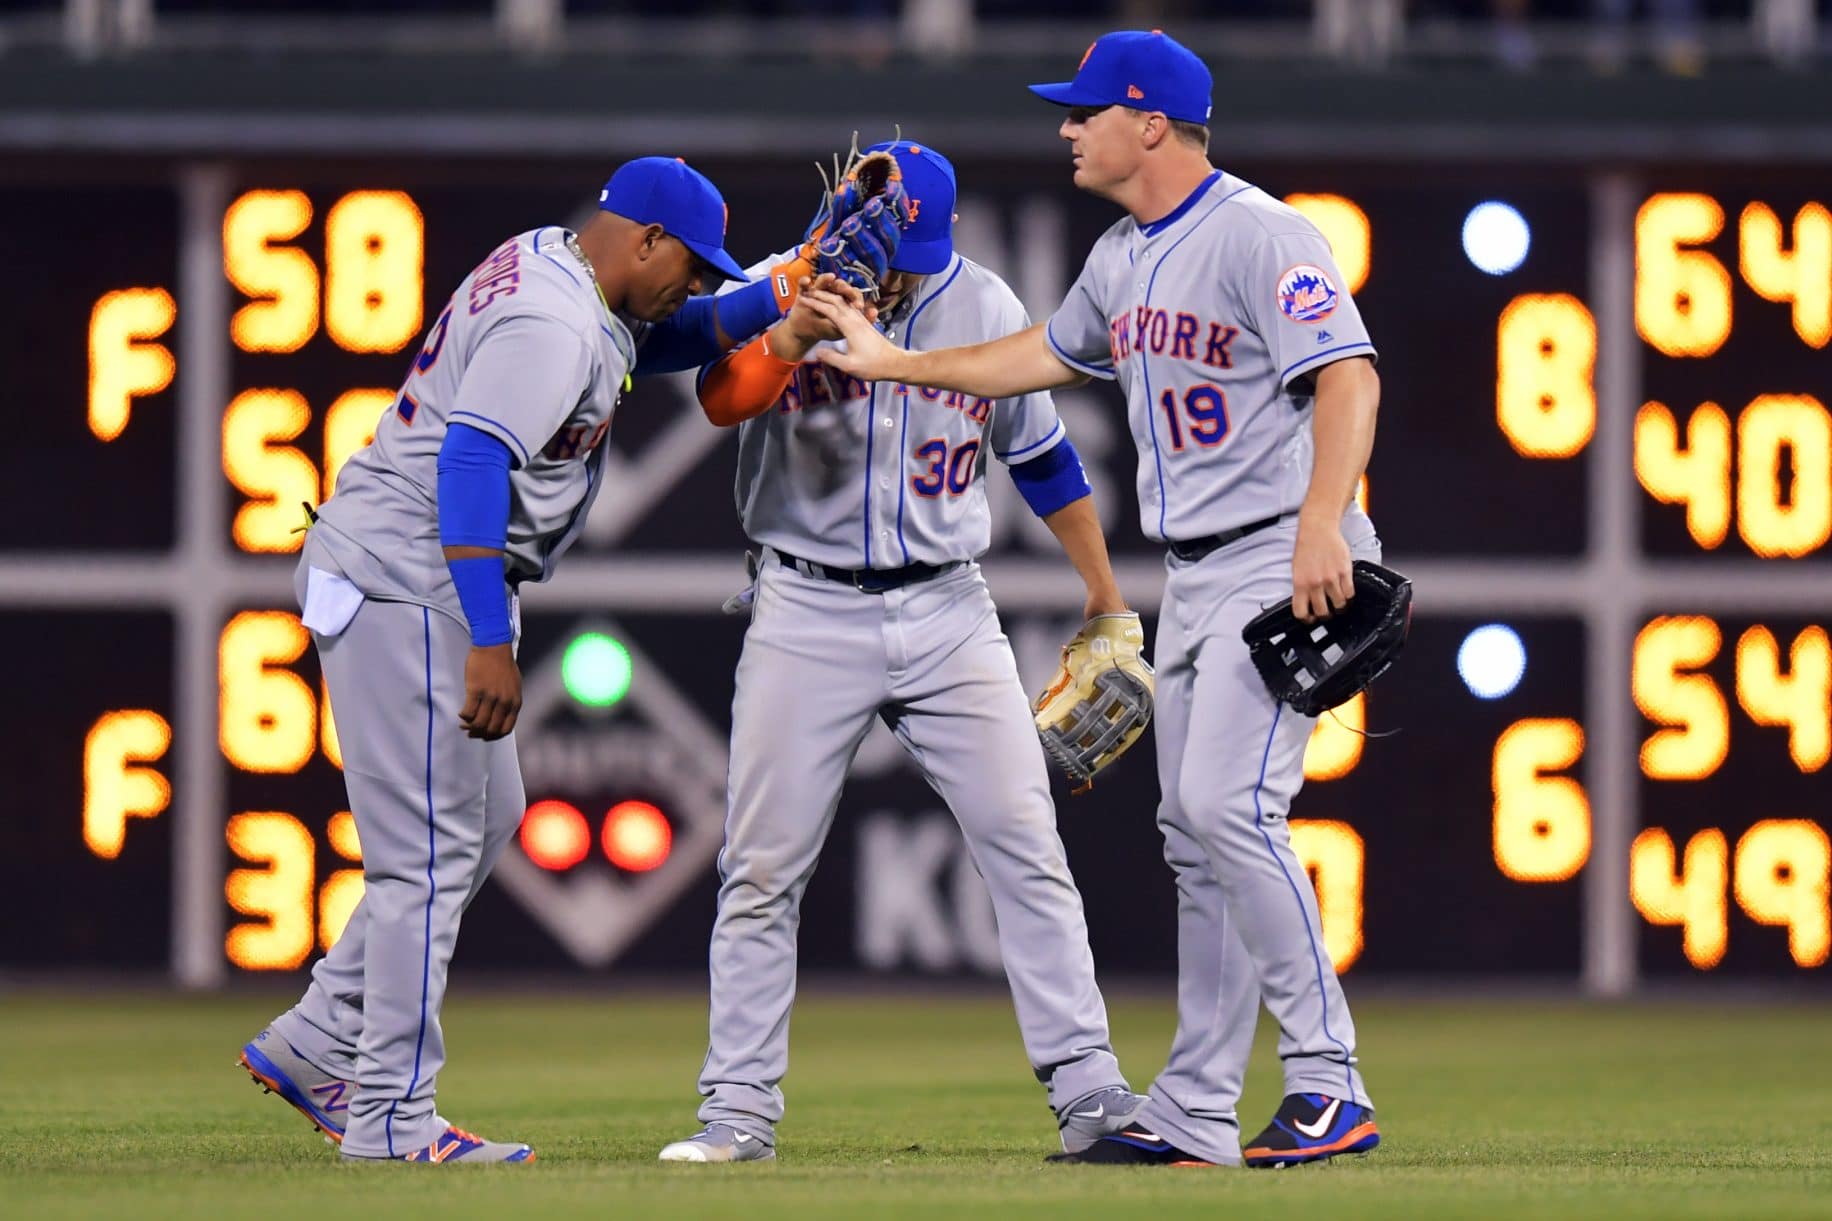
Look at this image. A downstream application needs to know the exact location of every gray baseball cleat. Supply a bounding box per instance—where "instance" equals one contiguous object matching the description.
[658,1122,776,1163]
[238,1025,352,1144]
[1058,1086,1150,1153]
[341,1125,535,1164]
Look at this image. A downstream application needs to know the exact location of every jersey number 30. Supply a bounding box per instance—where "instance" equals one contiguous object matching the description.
[1159,384,1230,452]
[911,438,980,497]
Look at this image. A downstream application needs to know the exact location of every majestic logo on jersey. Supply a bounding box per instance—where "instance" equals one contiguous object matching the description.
[1276,264,1338,325]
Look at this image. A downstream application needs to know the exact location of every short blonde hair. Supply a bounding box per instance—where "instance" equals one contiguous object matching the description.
[1170,119,1211,152]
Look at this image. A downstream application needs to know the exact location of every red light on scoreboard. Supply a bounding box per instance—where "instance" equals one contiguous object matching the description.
[603,801,672,873]
[520,800,592,872]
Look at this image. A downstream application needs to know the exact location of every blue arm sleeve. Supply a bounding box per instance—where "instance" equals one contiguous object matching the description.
[437,423,514,646]
[1008,436,1093,520]
[437,423,513,546]
[633,278,783,376]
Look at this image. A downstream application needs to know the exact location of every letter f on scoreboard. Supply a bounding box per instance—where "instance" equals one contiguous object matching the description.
[88,288,177,442]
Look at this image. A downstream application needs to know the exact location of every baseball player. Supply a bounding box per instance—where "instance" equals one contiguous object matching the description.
[234,157,876,1164]
[656,139,1146,1164]
[806,32,1385,1169]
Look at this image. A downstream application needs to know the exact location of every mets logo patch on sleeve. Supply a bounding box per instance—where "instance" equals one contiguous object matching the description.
[1277,264,1339,324]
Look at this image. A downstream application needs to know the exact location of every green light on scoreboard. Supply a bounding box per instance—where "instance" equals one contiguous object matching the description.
[562,632,633,708]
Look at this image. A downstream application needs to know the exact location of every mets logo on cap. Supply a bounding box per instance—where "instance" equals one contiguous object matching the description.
[1277,264,1339,324]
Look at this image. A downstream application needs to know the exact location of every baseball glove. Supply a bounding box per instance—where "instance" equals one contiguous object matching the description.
[1241,560,1412,718]
[1033,612,1156,792]
[771,135,912,304]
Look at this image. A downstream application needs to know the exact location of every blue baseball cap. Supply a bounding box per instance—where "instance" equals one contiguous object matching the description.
[866,139,956,275]
[598,156,748,282]
[1029,29,1213,126]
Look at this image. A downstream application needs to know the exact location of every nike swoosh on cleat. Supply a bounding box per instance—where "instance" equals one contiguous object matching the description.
[1070,1105,1105,1120]
[733,1133,755,1144]
[1293,1099,1341,1140]
[1121,1129,1162,1142]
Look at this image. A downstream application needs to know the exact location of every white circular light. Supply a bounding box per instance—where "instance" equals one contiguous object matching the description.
[1458,624,1527,700]
[1462,201,1531,276]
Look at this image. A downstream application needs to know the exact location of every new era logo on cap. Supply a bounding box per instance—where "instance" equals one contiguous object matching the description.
[1029,29,1214,126]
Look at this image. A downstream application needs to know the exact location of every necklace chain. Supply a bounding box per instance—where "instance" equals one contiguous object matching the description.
[565,233,614,320]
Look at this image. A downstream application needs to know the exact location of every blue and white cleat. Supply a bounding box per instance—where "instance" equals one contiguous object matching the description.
[658,1122,776,1163]
[1242,1093,1380,1168]
[237,1026,351,1144]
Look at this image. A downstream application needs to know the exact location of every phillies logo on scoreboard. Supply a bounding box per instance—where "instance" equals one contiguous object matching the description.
[1277,264,1339,324]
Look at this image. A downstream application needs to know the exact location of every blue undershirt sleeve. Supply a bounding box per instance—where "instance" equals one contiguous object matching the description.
[437,423,514,646]
[633,278,783,375]
[1007,436,1093,520]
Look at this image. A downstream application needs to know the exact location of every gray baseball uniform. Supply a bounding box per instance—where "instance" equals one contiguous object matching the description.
[270,226,632,1159]
[1047,170,1381,1164]
[694,250,1128,1141]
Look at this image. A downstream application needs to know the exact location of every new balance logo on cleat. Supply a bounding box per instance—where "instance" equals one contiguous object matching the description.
[363,1126,534,1164]
[237,1027,351,1144]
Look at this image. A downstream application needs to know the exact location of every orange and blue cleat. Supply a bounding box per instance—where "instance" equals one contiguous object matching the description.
[1243,1093,1380,1168]
[237,1026,351,1145]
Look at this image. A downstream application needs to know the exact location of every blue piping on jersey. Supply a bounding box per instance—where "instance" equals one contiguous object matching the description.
[862,380,878,568]
[532,226,633,363]
[1280,342,1377,388]
[448,410,532,467]
[1138,187,1250,538]
[891,256,965,567]
[1045,322,1117,381]
[533,226,589,287]
[895,386,911,565]
[1141,169,1223,237]
[997,418,1065,462]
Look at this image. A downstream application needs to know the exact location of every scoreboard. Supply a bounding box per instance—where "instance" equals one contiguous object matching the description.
[3,152,1827,991]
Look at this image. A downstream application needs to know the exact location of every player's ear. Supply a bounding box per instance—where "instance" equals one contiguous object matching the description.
[636,223,667,260]
[1139,112,1170,150]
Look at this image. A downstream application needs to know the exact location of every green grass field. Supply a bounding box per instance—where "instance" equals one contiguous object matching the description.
[2,989,1828,1219]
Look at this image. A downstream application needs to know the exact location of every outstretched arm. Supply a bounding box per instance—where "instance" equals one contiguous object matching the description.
[697,274,872,427]
[802,289,1088,399]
